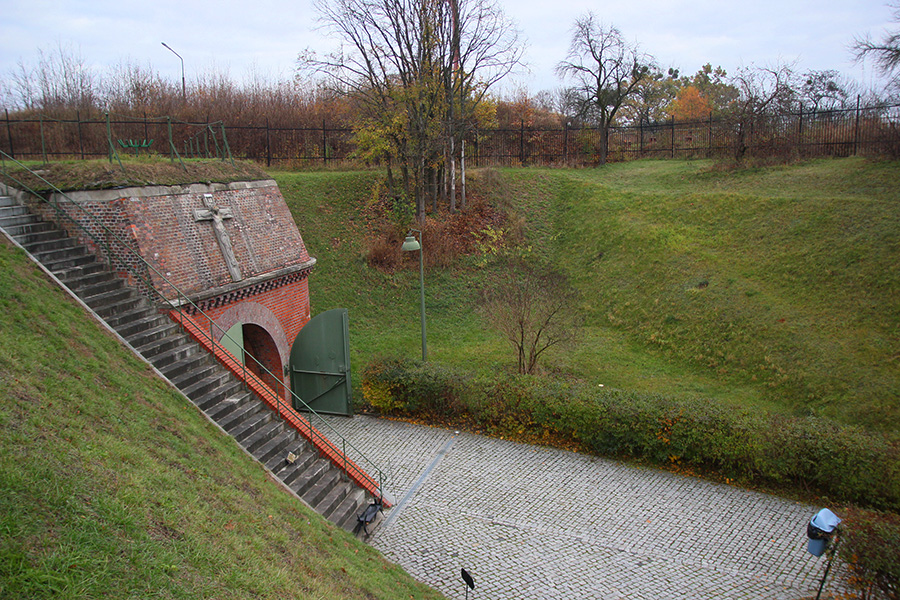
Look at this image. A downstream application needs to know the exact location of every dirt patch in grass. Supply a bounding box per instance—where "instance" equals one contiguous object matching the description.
[1,157,271,193]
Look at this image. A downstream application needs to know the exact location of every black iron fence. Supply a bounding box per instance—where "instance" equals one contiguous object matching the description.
[3,102,899,168]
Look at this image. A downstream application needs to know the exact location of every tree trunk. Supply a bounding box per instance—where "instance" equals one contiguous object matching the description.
[598,123,609,166]
[450,137,457,212]
[460,139,467,211]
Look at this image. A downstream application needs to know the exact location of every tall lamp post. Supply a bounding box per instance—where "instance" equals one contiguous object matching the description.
[401,230,426,361]
[161,42,186,104]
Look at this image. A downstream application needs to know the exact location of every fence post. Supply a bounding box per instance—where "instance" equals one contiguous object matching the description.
[322,118,328,165]
[670,118,675,158]
[519,119,525,166]
[798,104,804,158]
[77,111,85,160]
[265,117,271,167]
[106,112,112,163]
[563,121,569,165]
[40,115,47,164]
[639,119,644,157]
[854,95,861,155]
[4,109,14,159]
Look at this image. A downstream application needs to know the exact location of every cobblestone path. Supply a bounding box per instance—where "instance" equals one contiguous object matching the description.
[323,415,833,600]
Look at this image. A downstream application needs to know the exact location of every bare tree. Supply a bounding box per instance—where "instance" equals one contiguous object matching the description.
[853,2,900,90]
[728,62,797,159]
[304,0,522,219]
[799,70,853,112]
[7,42,97,113]
[555,13,654,164]
[479,258,580,375]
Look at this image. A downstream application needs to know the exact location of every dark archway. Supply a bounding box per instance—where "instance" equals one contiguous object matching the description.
[242,323,284,395]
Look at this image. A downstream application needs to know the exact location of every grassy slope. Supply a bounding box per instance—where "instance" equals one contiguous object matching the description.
[543,158,899,429]
[274,158,899,432]
[0,240,444,599]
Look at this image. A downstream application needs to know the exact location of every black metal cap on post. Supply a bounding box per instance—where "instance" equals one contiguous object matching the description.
[461,568,475,599]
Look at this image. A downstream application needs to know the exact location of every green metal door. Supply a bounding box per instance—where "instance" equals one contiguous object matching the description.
[289,308,353,416]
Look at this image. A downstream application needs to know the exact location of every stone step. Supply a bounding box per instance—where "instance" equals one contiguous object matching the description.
[272,449,318,485]
[59,267,120,291]
[32,243,88,265]
[92,294,149,320]
[53,260,108,283]
[194,381,246,412]
[228,409,273,444]
[2,221,57,240]
[0,204,30,219]
[40,249,97,272]
[82,285,136,311]
[150,341,205,372]
[315,477,351,518]
[291,459,331,498]
[333,488,369,532]
[0,213,43,229]
[105,305,161,331]
[168,361,221,393]
[73,276,125,299]
[304,469,342,507]
[121,318,176,346]
[216,401,268,432]
[204,391,254,421]
[179,370,232,402]
[20,234,77,255]
[253,429,298,465]
[244,420,285,454]
[130,328,187,360]
[273,451,315,484]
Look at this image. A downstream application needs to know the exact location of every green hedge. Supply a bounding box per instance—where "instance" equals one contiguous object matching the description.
[361,358,900,511]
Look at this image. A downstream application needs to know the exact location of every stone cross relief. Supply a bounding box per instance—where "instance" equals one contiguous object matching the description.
[193,193,243,282]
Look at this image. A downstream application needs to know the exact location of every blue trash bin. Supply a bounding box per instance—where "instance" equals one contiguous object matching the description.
[806,508,841,557]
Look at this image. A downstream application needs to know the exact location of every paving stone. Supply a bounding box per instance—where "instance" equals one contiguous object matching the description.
[323,415,842,600]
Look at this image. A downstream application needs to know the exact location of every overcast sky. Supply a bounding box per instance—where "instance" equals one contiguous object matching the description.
[1,0,896,101]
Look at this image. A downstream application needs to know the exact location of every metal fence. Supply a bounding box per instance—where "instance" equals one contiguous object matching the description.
[3,102,899,167]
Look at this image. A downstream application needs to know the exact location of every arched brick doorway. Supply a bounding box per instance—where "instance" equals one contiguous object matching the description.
[242,323,284,395]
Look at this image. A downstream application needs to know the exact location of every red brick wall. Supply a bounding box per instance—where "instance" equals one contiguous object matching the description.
[32,181,314,390]
[40,180,312,299]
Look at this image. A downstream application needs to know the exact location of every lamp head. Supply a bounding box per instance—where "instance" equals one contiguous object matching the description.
[401,235,421,252]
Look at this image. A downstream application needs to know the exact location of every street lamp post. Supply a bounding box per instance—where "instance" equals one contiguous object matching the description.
[161,42,186,104]
[401,230,426,361]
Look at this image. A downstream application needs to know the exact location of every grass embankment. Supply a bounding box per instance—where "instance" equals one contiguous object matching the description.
[0,240,444,599]
[275,158,899,434]
[2,157,271,192]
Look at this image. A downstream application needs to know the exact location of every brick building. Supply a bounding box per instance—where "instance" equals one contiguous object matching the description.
[42,179,315,391]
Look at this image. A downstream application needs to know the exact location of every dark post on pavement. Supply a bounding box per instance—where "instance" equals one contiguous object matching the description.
[461,568,475,599]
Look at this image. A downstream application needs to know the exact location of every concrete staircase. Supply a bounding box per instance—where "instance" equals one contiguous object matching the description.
[0,194,377,533]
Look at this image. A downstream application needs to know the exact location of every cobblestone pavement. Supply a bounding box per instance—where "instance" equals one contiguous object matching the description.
[323,415,833,600]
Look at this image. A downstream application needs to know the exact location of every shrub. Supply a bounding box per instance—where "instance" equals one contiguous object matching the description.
[361,359,469,417]
[838,509,900,599]
[361,357,900,511]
